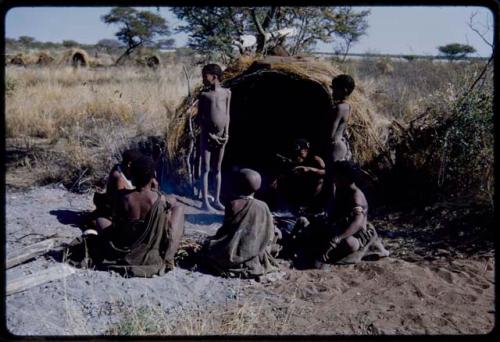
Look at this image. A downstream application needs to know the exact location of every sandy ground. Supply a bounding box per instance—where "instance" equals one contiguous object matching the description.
[5,185,495,336]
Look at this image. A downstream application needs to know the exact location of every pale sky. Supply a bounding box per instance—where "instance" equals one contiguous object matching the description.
[5,6,494,57]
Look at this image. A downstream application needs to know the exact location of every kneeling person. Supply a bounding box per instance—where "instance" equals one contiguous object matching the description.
[314,161,389,267]
[203,169,280,278]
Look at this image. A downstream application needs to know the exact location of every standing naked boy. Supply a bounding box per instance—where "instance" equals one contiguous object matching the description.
[329,74,355,162]
[198,64,231,212]
[325,74,356,210]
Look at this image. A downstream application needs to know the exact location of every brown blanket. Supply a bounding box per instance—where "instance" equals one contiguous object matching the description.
[66,195,180,278]
[204,197,279,278]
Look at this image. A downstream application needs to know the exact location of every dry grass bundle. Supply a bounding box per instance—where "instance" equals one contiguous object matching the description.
[36,51,55,66]
[376,57,394,75]
[166,56,391,185]
[59,48,91,67]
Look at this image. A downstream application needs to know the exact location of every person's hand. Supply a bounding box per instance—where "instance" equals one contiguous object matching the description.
[208,133,227,145]
[270,179,278,190]
[293,166,308,174]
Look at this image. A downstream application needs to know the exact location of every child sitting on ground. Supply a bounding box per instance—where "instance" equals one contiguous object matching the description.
[203,168,280,278]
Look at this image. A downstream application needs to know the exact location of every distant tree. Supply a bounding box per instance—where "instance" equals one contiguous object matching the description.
[96,38,123,53]
[172,7,249,60]
[18,35,36,47]
[152,38,175,50]
[101,7,172,63]
[438,43,476,60]
[5,37,18,50]
[327,7,370,61]
[62,40,79,48]
[173,6,370,60]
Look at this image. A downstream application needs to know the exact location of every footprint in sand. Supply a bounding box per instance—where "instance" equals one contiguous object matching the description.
[436,268,456,284]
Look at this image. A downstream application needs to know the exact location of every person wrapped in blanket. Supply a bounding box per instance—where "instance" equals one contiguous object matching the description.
[66,156,185,277]
[202,168,281,278]
[287,160,389,269]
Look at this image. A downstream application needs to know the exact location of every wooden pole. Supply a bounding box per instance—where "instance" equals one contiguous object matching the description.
[7,264,77,296]
[6,238,59,269]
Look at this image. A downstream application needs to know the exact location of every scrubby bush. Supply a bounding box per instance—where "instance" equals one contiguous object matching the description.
[375,61,493,208]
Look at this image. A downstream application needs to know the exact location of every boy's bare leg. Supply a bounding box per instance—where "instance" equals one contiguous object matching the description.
[212,144,226,211]
[200,142,216,212]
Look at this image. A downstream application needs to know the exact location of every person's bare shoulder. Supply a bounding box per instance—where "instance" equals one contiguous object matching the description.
[337,102,350,116]
[313,155,326,168]
[353,188,367,207]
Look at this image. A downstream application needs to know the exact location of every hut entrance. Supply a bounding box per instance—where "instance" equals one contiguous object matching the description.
[72,52,87,67]
[146,55,160,68]
[223,71,333,179]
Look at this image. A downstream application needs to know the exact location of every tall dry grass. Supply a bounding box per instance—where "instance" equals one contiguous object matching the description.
[5,63,201,189]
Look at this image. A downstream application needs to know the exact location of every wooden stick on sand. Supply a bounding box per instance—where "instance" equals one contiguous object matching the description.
[7,264,77,296]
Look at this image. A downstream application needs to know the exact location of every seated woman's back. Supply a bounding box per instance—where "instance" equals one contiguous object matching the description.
[119,189,161,221]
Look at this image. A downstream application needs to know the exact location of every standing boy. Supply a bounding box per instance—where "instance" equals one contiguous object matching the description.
[198,64,231,212]
[329,74,355,162]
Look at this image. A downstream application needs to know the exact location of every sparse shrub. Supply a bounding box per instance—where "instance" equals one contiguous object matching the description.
[377,62,493,208]
[5,75,16,95]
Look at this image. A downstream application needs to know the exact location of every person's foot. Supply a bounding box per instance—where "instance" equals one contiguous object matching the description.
[82,229,98,236]
[200,202,217,213]
[212,201,225,211]
[313,259,330,270]
[366,238,390,258]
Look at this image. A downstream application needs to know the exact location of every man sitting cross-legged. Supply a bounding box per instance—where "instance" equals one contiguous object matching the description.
[288,161,389,269]
[66,156,185,277]
[203,168,280,278]
[314,161,389,268]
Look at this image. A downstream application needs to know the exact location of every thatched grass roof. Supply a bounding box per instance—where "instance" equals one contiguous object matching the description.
[36,51,54,65]
[166,56,391,187]
[58,48,91,67]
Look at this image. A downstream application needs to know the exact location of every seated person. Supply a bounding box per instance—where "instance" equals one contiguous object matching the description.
[89,148,143,233]
[66,156,185,277]
[203,168,280,278]
[313,161,389,268]
[271,139,325,214]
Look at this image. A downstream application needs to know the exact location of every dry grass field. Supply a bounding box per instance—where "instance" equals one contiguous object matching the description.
[5,62,201,189]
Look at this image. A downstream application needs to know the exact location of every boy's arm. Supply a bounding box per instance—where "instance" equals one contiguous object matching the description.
[333,190,366,241]
[224,90,231,140]
[329,103,349,142]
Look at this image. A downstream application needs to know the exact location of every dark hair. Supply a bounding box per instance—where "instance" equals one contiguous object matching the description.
[130,156,156,188]
[331,74,355,96]
[332,160,361,184]
[202,63,223,79]
[293,138,310,151]
[121,149,143,166]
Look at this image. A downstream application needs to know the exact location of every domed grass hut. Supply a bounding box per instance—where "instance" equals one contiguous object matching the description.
[59,48,90,67]
[36,51,55,66]
[166,56,390,193]
[10,53,26,66]
[145,55,160,68]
